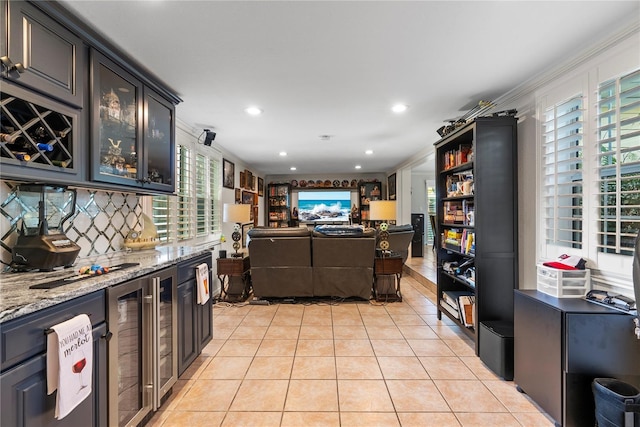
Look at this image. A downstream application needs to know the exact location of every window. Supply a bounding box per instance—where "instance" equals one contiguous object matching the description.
[195,153,207,236]
[539,63,640,295]
[151,127,222,244]
[542,96,584,250]
[596,69,640,256]
[427,185,436,245]
[151,195,172,242]
[177,144,192,240]
[210,157,221,234]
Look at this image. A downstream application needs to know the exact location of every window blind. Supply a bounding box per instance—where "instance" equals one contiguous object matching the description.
[596,69,640,255]
[151,195,171,242]
[542,96,584,249]
[177,145,192,240]
[210,157,221,234]
[195,154,206,236]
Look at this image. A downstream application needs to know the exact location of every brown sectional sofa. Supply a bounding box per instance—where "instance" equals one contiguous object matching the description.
[247,225,414,300]
[246,227,314,298]
[311,228,377,299]
[247,226,376,299]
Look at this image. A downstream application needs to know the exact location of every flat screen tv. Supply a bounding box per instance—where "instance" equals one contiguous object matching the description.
[297,190,351,222]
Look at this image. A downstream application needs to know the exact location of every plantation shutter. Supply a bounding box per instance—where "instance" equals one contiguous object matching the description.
[177,145,192,240]
[596,69,640,255]
[195,154,206,236]
[151,195,171,242]
[210,157,222,234]
[542,96,584,249]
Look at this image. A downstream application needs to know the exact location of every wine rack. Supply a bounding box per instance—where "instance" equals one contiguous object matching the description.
[1,92,75,171]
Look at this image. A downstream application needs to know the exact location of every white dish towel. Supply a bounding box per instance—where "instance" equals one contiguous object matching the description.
[196,263,210,305]
[46,314,93,419]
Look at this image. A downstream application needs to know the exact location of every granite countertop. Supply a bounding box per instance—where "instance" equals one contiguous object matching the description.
[0,244,218,323]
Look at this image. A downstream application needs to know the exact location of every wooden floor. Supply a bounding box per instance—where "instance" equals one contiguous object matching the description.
[145,244,553,427]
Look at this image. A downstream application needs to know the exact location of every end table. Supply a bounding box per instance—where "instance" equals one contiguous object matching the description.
[217,256,251,302]
[374,255,404,302]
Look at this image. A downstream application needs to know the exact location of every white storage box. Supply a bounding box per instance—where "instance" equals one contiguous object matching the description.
[537,264,590,298]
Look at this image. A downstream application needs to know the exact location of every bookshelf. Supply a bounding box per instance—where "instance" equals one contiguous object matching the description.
[435,116,518,355]
[267,183,291,227]
[358,180,382,225]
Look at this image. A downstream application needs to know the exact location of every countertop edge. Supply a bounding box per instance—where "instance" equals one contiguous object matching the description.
[0,245,218,323]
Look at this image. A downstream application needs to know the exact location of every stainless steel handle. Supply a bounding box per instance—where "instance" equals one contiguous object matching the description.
[151,277,160,410]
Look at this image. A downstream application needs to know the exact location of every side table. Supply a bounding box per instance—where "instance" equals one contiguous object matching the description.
[374,255,404,302]
[217,256,251,302]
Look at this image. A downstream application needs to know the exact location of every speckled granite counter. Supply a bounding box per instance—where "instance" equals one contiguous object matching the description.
[0,244,218,323]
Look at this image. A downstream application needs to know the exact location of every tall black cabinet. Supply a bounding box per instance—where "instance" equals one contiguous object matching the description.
[177,253,213,377]
[435,116,518,355]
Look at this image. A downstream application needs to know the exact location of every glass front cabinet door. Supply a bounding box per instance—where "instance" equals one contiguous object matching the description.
[91,49,175,193]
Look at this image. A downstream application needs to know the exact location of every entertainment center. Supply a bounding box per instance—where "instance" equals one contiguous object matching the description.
[265,179,385,227]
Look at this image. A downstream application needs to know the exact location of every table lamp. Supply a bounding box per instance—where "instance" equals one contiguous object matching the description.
[369,200,396,255]
[223,203,251,257]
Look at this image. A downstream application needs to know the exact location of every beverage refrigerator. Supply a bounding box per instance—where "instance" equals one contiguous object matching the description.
[106,266,177,427]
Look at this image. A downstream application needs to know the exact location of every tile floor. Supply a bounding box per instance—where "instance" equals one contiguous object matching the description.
[146,252,554,427]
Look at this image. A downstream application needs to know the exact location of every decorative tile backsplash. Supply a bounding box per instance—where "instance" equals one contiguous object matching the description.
[0,181,144,266]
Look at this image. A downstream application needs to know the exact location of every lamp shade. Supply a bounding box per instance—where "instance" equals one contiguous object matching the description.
[223,203,251,224]
[369,200,396,221]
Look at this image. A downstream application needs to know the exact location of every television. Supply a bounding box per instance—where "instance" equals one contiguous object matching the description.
[297,190,352,223]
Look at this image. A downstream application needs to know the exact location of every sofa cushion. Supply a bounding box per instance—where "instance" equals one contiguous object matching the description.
[248,227,311,238]
[313,224,366,236]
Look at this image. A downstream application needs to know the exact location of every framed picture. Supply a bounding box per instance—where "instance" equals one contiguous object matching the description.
[223,159,235,189]
[246,170,254,191]
[241,190,254,205]
[258,177,264,196]
[235,188,241,203]
[242,223,253,248]
[239,171,246,190]
[388,173,397,200]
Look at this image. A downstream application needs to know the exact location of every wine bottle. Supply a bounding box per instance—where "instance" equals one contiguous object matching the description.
[0,133,23,144]
[36,142,54,151]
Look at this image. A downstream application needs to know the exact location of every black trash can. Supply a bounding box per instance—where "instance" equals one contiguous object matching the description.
[593,378,640,427]
[479,320,514,380]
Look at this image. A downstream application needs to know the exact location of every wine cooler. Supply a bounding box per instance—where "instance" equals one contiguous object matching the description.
[106,266,177,427]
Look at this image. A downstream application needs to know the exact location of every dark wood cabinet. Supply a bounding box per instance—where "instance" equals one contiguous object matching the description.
[0,291,107,427]
[90,49,175,194]
[2,0,85,108]
[514,290,640,427]
[177,253,213,376]
[435,117,518,355]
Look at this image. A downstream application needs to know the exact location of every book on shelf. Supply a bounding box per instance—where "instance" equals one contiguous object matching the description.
[440,298,460,320]
[443,144,472,170]
[458,295,475,328]
[442,291,475,328]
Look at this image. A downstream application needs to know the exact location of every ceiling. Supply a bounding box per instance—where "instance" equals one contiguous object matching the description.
[58,0,639,176]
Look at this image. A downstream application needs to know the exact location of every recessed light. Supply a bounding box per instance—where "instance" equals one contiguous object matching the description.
[355,165,362,170]
[245,107,263,116]
[318,135,332,141]
[365,150,373,155]
[290,166,297,171]
[279,151,287,156]
[392,104,408,113]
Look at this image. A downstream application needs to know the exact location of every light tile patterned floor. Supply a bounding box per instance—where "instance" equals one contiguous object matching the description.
[146,254,554,427]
